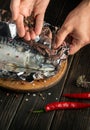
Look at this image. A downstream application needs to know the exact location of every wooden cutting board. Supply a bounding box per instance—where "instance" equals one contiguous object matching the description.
[0,60,67,92]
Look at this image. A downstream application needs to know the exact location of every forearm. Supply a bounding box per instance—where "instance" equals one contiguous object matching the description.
[83,0,90,4]
[79,0,90,9]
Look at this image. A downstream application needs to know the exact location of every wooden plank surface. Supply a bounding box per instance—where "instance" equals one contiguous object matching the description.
[7,56,73,130]
[50,45,90,130]
[45,0,81,26]
[1,0,90,130]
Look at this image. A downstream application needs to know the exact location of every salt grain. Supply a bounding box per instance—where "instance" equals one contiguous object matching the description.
[48,93,51,96]
[27,93,30,96]
[56,98,59,100]
[25,98,29,101]
[33,94,36,97]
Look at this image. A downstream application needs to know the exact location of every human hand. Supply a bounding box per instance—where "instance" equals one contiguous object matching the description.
[54,0,90,55]
[10,0,50,40]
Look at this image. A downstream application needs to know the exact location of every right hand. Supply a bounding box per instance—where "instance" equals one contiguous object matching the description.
[53,0,90,55]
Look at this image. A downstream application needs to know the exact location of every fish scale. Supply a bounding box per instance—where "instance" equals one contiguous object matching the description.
[0,21,69,81]
[0,36,56,81]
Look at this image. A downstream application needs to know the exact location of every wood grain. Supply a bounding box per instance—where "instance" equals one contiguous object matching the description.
[1,1,90,130]
[50,45,90,130]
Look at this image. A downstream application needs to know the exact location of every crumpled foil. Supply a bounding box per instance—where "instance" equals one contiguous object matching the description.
[0,9,69,82]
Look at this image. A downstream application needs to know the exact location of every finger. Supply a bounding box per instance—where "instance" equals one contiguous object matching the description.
[30,30,36,40]
[15,15,25,37]
[24,26,31,41]
[10,0,20,20]
[20,9,31,17]
[24,32,31,41]
[69,39,84,55]
[54,25,72,49]
[35,14,44,35]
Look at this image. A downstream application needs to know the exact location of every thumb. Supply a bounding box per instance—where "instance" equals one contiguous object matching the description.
[10,0,20,20]
[54,25,72,49]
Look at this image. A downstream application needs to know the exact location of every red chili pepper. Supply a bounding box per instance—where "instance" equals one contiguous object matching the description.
[33,101,90,113]
[45,102,90,111]
[63,93,90,99]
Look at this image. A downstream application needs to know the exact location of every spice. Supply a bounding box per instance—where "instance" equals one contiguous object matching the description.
[24,14,35,28]
[27,93,30,96]
[56,98,59,100]
[33,101,90,113]
[48,92,51,96]
[33,94,36,97]
[25,98,29,102]
[15,94,19,98]
[38,93,45,100]
[76,75,90,88]
[6,93,10,96]
[63,93,90,99]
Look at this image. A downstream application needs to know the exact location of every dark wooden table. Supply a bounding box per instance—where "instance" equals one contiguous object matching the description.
[0,0,90,130]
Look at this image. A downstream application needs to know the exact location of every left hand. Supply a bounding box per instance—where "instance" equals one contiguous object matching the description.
[10,0,50,40]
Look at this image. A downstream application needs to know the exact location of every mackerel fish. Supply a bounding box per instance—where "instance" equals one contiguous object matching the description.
[0,10,69,82]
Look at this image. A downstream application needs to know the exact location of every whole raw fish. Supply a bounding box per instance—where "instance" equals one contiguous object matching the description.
[0,10,69,82]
